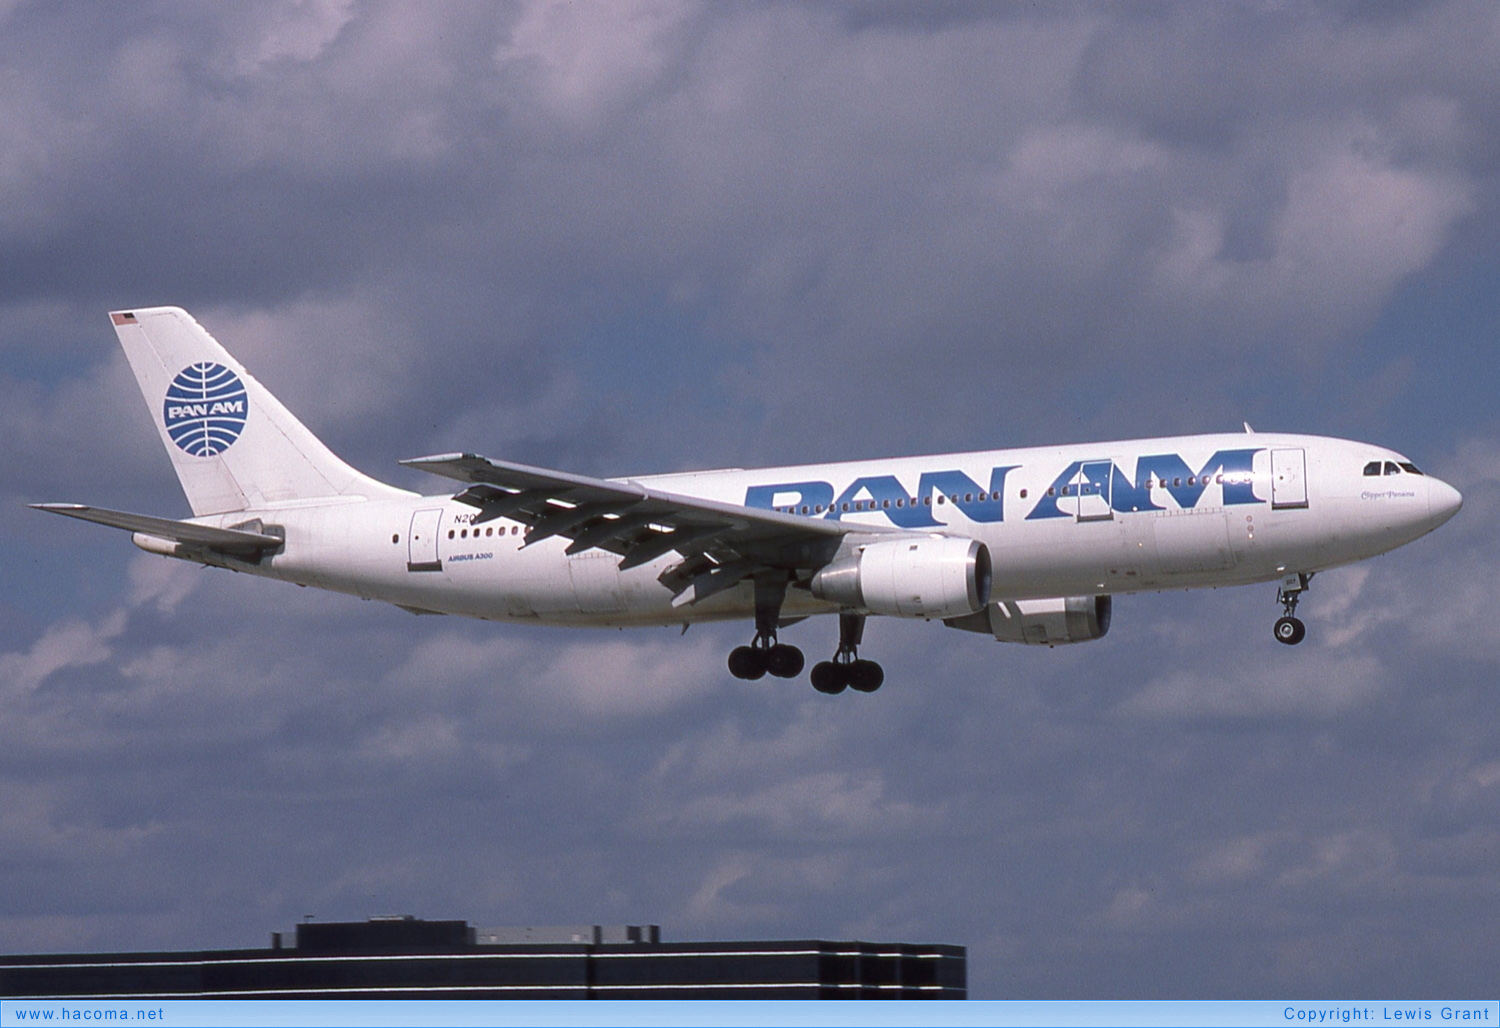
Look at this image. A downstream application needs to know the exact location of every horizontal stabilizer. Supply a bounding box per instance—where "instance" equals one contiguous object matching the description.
[31,503,283,556]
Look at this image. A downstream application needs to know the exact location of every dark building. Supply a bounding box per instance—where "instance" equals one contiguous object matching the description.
[1,917,965,999]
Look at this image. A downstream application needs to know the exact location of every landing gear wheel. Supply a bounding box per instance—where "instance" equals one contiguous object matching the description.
[810,661,847,694]
[728,645,768,680]
[1273,616,1306,646]
[728,573,799,682]
[765,643,805,679]
[847,659,884,693]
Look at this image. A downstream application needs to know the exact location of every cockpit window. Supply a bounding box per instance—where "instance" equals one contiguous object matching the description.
[1384,461,1401,475]
[1399,462,1424,475]
[1363,461,1382,476]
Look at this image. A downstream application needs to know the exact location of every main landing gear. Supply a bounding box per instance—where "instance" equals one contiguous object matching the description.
[1273,572,1312,646]
[727,637,805,680]
[727,575,805,681]
[725,578,883,694]
[809,612,884,695]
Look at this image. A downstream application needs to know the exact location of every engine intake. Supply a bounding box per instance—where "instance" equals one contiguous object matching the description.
[945,595,1112,646]
[810,536,991,620]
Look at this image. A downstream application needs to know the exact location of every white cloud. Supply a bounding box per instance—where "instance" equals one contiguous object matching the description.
[223,0,356,75]
[496,0,694,126]
[1120,651,1386,721]
[0,612,124,699]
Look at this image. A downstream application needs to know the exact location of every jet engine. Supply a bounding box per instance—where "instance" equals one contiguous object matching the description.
[810,536,991,620]
[945,595,1112,646]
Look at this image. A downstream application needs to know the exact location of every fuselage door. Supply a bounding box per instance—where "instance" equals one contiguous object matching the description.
[407,507,444,571]
[569,551,626,613]
[1271,448,1309,510]
[1070,461,1115,521]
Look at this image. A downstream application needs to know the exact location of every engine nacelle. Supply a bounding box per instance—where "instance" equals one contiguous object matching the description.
[810,537,991,620]
[945,595,1112,646]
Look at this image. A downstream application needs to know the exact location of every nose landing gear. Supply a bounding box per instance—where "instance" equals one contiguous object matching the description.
[810,612,884,694]
[1273,572,1311,646]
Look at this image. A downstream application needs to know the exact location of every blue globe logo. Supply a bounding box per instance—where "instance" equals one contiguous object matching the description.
[163,362,249,456]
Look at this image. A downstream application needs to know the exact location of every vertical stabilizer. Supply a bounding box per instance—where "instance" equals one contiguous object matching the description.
[111,306,409,515]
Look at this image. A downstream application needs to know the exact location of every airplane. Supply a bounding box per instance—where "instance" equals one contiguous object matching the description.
[33,306,1463,695]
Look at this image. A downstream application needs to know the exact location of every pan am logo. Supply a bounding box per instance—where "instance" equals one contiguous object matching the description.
[163,362,248,456]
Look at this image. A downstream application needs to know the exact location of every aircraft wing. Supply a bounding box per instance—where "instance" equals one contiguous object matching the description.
[31,503,283,556]
[400,452,899,606]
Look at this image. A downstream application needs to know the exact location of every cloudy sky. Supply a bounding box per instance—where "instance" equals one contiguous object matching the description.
[3,1,1500,999]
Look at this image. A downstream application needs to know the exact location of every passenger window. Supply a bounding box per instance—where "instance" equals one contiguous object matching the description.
[924,496,932,506]
[1060,486,1070,496]
[391,534,399,544]
[1173,477,1181,487]
[448,530,455,539]
[882,499,890,509]
[1187,476,1196,486]
[1019,489,1028,499]
[1046,488,1054,497]
[936,495,945,504]
[1363,461,1381,476]
[1400,463,1423,475]
[1385,461,1400,475]
[895,499,904,507]
[964,493,973,503]
[801,505,809,514]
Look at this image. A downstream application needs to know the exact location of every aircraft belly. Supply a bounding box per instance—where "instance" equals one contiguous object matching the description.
[987,518,1134,599]
[568,552,626,614]
[1151,508,1235,575]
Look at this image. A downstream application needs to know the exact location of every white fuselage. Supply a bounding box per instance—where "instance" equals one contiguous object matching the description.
[167,432,1461,629]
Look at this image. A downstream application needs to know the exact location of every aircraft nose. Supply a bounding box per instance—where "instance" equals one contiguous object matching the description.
[1428,476,1463,528]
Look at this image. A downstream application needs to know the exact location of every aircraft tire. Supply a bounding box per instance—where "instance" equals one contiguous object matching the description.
[1273,616,1306,646]
[766,644,805,679]
[848,659,884,693]
[728,645,768,679]
[810,661,846,694]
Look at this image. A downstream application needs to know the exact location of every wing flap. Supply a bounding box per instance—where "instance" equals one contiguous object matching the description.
[31,503,283,555]
[401,452,891,589]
